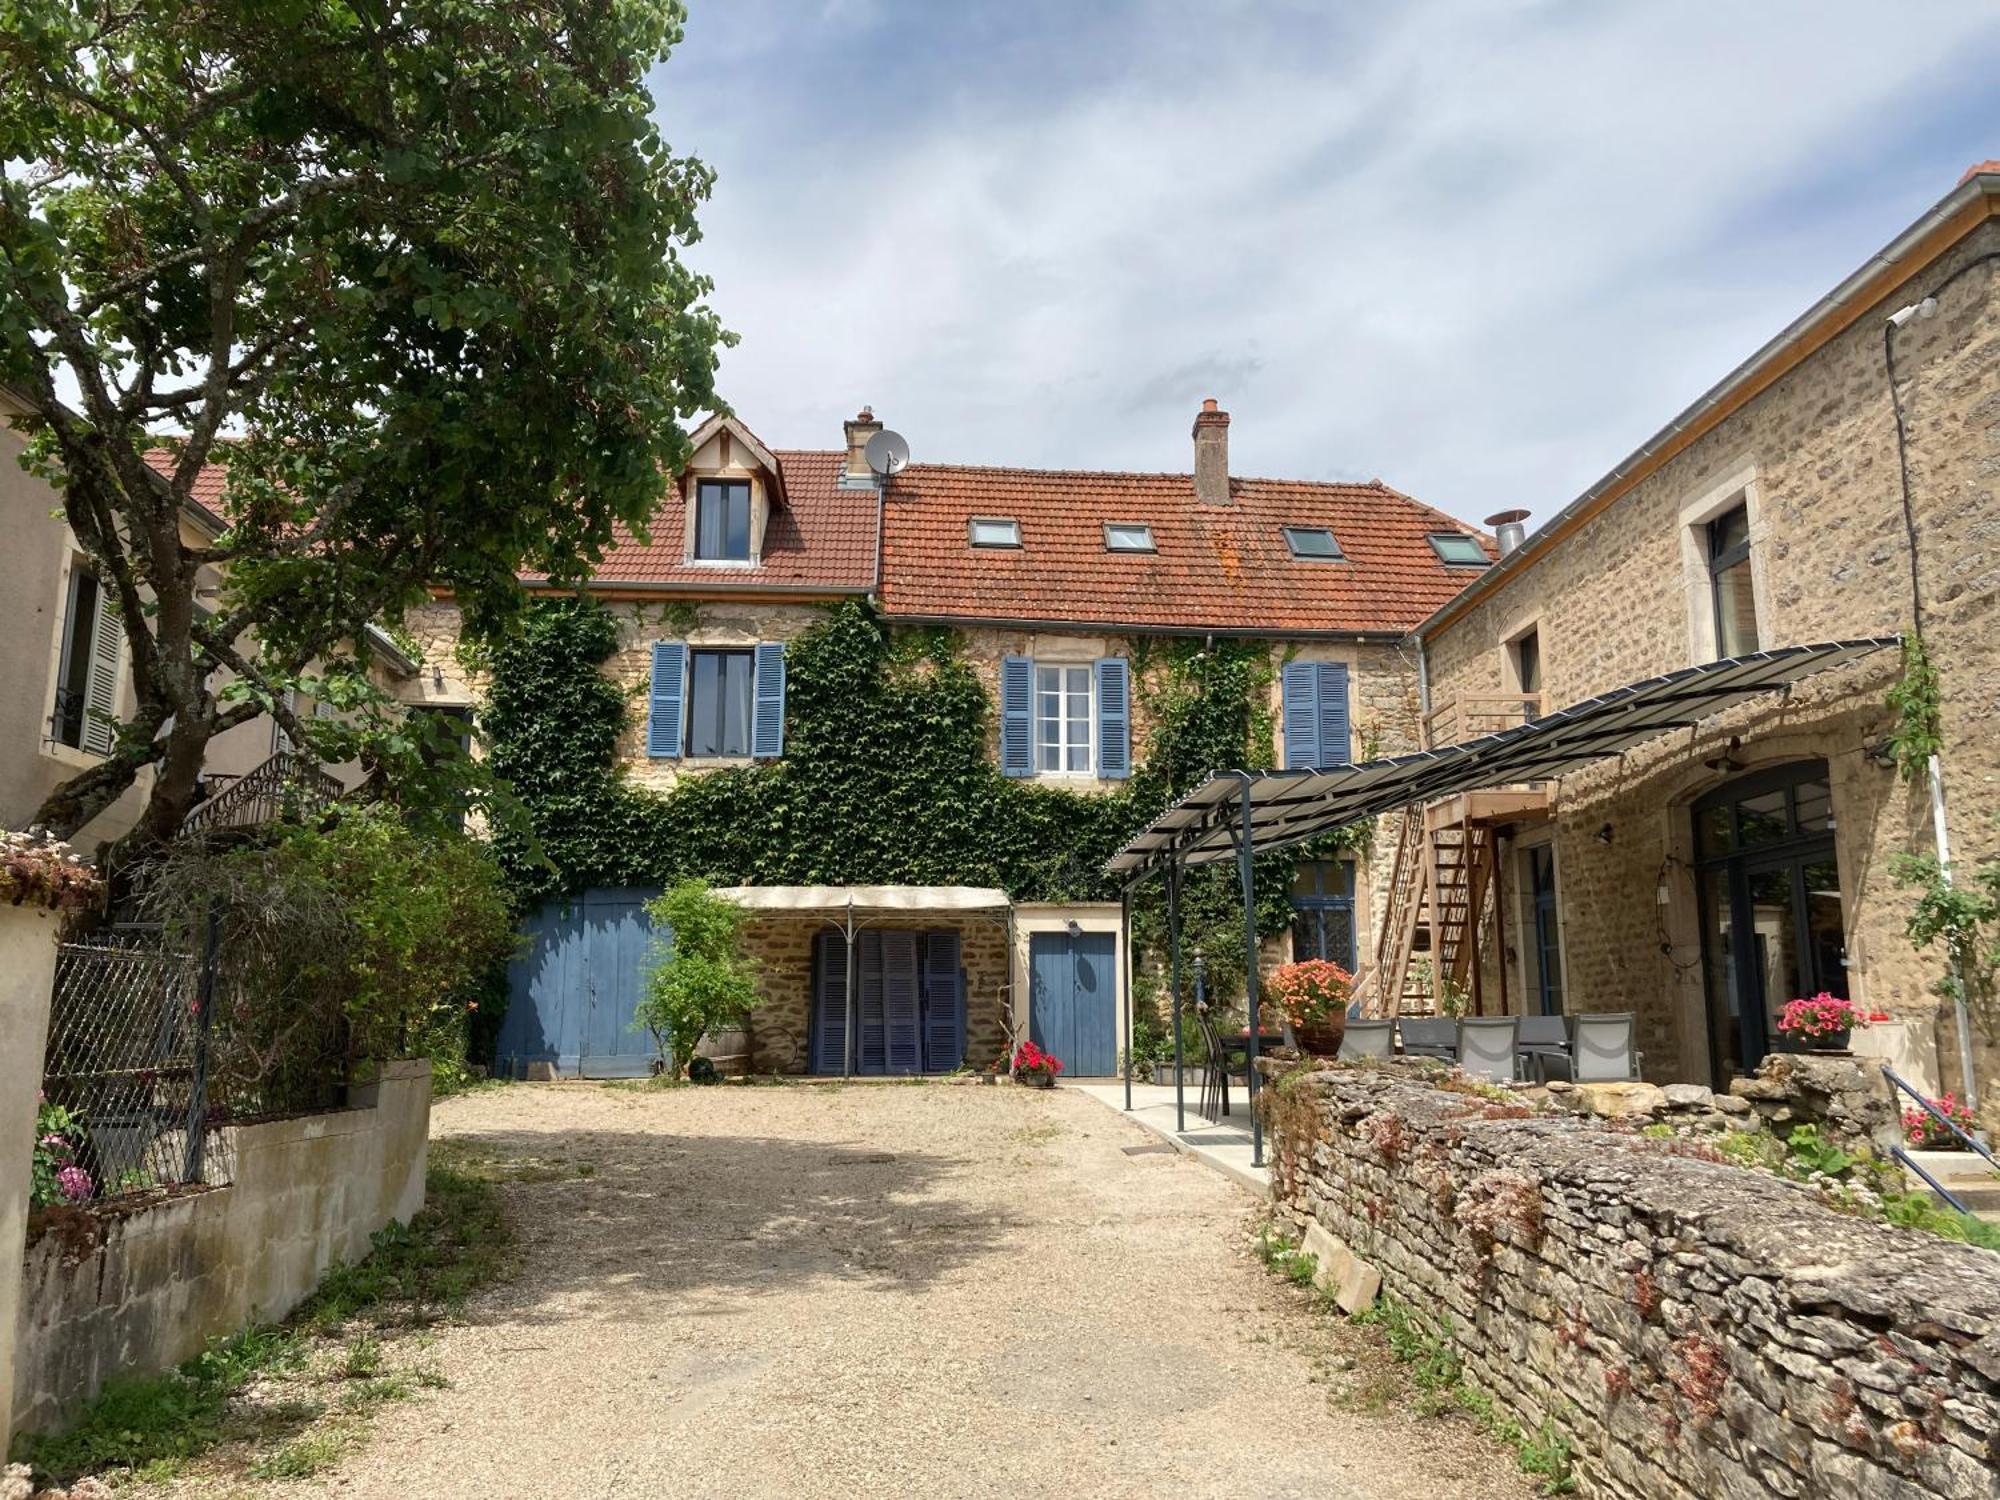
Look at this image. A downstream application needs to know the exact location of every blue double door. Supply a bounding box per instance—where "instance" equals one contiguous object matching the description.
[1029,930,1117,1077]
[500,888,663,1078]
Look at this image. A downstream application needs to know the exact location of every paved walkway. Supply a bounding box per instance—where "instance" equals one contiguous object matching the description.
[300,1082,1531,1500]
[1067,1079,1271,1192]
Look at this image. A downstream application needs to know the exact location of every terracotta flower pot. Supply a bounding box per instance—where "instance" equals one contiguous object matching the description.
[1017,1070,1056,1089]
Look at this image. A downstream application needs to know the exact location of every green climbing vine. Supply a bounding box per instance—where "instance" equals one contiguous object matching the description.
[482,597,1366,1004]
[1885,635,1943,783]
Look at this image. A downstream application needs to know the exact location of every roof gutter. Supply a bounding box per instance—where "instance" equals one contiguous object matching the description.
[882,610,1407,643]
[1416,169,2000,640]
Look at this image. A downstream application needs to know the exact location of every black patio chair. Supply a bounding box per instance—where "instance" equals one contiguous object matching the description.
[1398,1017,1458,1061]
[1194,1004,1232,1124]
[1517,1014,1572,1082]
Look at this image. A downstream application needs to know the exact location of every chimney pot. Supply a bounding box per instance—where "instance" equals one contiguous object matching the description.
[1485,509,1530,557]
[843,406,885,486]
[1192,398,1230,505]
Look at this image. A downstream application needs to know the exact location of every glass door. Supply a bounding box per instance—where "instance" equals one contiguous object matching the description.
[1694,763,1846,1085]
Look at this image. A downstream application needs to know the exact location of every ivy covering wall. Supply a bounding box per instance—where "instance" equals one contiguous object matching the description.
[482,596,1362,1003]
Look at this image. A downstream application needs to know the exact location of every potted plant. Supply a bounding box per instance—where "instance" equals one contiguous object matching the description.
[1012,1040,1064,1089]
[1774,992,1868,1054]
[1268,959,1354,1055]
[1903,1090,1977,1150]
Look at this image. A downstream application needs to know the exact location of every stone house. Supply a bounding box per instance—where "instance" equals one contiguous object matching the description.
[0,392,408,851]
[1386,162,2000,1116]
[450,401,1491,1078]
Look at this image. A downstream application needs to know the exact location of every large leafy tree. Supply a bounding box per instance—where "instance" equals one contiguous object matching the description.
[0,0,726,859]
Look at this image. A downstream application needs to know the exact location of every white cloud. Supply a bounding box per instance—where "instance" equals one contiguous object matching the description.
[651,1,2000,522]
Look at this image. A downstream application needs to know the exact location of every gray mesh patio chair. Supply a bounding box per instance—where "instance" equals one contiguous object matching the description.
[1457,1017,1521,1084]
[1517,1015,1572,1082]
[1338,1020,1394,1061]
[1398,1017,1458,1060]
[1571,1012,1642,1082]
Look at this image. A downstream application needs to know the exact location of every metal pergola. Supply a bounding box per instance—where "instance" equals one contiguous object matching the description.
[1106,638,1898,1167]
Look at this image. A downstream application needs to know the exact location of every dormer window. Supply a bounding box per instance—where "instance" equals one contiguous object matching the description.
[970,517,1021,548]
[1428,532,1490,567]
[694,480,752,562]
[1282,526,1344,561]
[1104,523,1155,553]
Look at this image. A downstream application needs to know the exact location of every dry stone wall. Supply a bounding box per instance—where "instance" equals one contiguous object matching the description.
[1265,1063,2000,1500]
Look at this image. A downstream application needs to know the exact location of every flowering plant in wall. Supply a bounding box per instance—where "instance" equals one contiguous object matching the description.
[0,828,102,914]
[1774,993,1868,1049]
[1012,1041,1064,1087]
[30,1095,92,1208]
[1902,1091,1977,1150]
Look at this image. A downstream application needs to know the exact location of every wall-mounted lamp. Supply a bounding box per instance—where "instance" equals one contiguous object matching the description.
[1703,754,1743,774]
[1593,823,1614,845]
[431,664,445,690]
[1862,738,1899,770]
[1065,919,1084,937]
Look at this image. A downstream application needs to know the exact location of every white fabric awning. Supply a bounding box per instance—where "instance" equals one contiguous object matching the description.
[712,885,1011,916]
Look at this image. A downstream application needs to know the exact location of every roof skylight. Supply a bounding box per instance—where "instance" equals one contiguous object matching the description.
[1282,526,1345,561]
[969,517,1022,548]
[1104,523,1156,553]
[1428,532,1490,567]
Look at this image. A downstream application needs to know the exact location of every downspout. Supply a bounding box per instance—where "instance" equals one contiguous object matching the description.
[1884,249,1999,1118]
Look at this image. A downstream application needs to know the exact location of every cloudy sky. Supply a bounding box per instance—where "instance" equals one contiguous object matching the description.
[647,2,2000,526]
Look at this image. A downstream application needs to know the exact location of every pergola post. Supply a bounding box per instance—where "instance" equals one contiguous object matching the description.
[1237,774,1264,1169]
[1168,859,1185,1133]
[842,898,856,1080]
[1121,889,1133,1112]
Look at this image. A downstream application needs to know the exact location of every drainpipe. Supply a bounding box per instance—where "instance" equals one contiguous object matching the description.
[1884,252,1999,1117]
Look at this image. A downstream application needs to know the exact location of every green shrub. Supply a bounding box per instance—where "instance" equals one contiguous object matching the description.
[636,880,762,1077]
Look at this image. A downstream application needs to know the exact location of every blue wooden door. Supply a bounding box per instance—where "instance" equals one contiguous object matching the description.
[1029,931,1117,1076]
[577,889,659,1078]
[500,887,662,1078]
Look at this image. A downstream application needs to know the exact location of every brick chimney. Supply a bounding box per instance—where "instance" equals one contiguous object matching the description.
[842,405,883,487]
[1192,398,1230,505]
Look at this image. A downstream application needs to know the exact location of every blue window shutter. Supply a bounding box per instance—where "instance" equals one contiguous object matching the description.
[1095,657,1131,779]
[857,931,886,1074]
[647,641,686,758]
[882,932,922,1075]
[922,932,964,1073]
[1281,660,1320,768]
[812,929,848,1075]
[1000,655,1033,776]
[752,641,786,758]
[1316,662,1351,766]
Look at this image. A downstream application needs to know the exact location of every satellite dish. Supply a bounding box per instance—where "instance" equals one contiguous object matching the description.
[864,429,910,477]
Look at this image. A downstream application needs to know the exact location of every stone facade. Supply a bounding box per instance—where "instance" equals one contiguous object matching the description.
[11,1061,430,1436]
[734,915,1010,1075]
[1421,217,2000,1114]
[1265,1064,2000,1500]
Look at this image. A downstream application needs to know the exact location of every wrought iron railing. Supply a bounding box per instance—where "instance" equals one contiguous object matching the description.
[181,751,345,835]
[1880,1064,1997,1214]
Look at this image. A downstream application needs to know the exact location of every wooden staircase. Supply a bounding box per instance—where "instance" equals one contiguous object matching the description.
[1354,804,1506,1017]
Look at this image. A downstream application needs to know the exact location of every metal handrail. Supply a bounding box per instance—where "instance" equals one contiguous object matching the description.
[1880,1064,1997,1213]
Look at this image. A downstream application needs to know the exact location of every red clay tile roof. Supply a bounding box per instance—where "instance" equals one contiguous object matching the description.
[1960,160,2000,184]
[580,450,877,590]
[876,464,1491,634]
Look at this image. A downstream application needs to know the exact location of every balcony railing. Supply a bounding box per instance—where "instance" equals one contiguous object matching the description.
[181,752,345,836]
[1421,692,1544,751]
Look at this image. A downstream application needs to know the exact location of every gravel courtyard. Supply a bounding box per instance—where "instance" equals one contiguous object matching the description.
[314,1081,1533,1500]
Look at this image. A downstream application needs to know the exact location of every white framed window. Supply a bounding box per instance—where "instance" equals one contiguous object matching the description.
[1678,465,1767,665]
[1034,663,1094,774]
[50,557,120,756]
[970,516,1022,548]
[1104,523,1155,552]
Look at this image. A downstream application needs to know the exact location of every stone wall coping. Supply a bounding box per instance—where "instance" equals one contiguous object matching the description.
[1281,1066,2000,1338]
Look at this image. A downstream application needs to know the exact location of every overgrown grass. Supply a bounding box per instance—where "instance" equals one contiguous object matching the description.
[11,1159,508,1488]
[1253,1222,1575,1496]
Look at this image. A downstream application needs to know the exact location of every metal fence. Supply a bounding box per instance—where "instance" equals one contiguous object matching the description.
[40,920,350,1205]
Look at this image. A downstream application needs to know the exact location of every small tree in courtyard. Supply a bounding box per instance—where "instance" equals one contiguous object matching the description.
[638,880,761,1078]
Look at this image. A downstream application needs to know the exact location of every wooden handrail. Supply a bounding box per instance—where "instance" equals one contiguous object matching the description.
[1421,691,1544,750]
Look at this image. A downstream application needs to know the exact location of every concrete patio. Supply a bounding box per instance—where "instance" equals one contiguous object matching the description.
[1067,1079,1271,1194]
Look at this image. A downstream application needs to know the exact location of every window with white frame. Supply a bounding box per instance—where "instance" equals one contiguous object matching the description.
[1034,663,1093,773]
[51,559,120,755]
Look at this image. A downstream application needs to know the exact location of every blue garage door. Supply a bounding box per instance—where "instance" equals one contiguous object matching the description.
[500,887,663,1078]
[1029,930,1117,1077]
